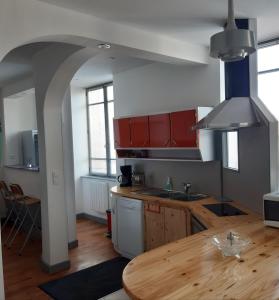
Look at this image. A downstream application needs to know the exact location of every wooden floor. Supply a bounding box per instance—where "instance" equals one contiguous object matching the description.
[1,218,118,300]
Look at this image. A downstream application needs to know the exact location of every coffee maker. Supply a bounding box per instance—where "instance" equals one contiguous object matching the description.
[117,165,132,187]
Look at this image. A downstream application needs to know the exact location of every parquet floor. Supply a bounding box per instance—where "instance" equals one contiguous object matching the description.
[1,218,117,300]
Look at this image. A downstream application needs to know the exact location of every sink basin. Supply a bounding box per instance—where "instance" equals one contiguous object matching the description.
[133,189,208,201]
[170,192,208,201]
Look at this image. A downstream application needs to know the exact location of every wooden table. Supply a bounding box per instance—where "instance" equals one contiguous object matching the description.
[111,187,279,300]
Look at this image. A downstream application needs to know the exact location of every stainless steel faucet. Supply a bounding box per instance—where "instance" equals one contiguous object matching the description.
[183,182,191,195]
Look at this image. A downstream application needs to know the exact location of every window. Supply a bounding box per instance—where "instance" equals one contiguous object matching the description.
[220,63,239,171]
[258,41,279,120]
[87,83,116,177]
[223,131,239,171]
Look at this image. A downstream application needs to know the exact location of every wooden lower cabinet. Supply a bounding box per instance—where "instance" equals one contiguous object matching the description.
[144,202,191,251]
[144,202,165,251]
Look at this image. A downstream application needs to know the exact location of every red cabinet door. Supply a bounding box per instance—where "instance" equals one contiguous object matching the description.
[113,118,131,148]
[170,110,198,147]
[149,113,171,147]
[130,116,149,147]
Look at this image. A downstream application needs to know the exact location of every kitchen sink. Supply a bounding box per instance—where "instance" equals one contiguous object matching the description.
[132,188,208,202]
[169,192,208,201]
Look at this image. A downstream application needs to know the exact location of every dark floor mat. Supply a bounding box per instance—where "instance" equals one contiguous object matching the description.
[39,257,130,300]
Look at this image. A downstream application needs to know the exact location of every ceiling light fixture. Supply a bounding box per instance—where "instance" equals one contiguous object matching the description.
[210,0,256,62]
[97,43,111,49]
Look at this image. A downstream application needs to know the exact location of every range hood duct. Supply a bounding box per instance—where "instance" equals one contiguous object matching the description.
[195,16,260,131]
[210,0,256,62]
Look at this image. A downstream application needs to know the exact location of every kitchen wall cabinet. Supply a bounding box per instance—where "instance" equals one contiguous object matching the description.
[144,202,191,251]
[114,107,213,161]
[130,116,149,147]
[113,118,131,148]
[170,110,197,147]
[149,113,171,147]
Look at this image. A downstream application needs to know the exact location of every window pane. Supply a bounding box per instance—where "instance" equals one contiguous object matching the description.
[227,131,239,170]
[90,159,107,174]
[89,104,106,158]
[107,85,114,101]
[258,44,279,72]
[110,160,116,175]
[108,101,116,159]
[258,71,279,120]
[88,88,104,104]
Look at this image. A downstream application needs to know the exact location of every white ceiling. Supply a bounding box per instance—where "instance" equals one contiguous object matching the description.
[0,42,151,89]
[37,0,279,45]
[72,54,151,88]
[0,43,52,87]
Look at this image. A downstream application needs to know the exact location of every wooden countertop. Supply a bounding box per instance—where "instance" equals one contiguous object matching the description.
[111,186,279,300]
[110,186,260,229]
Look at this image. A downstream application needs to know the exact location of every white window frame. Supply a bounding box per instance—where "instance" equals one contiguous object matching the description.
[86,82,116,177]
[223,131,240,172]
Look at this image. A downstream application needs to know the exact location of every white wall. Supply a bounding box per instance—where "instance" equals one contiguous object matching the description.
[0,0,209,66]
[0,83,41,217]
[114,60,220,118]
[113,60,222,196]
[4,168,41,198]
[3,89,37,165]
[70,85,89,214]
[62,89,76,243]
[70,61,221,206]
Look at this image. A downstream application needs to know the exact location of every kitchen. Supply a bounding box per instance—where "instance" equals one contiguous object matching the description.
[109,5,279,300]
[0,0,278,299]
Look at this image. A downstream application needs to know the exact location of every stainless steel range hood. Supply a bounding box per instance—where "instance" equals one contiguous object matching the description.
[195,15,260,131]
[194,97,261,130]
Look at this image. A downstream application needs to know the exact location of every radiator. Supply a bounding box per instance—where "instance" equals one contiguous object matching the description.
[83,179,109,214]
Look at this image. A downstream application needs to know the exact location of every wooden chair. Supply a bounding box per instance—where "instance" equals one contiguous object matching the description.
[7,184,41,255]
[0,181,24,233]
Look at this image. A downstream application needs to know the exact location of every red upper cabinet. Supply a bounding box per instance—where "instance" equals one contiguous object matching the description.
[113,118,131,148]
[170,110,198,147]
[149,113,171,147]
[130,116,149,147]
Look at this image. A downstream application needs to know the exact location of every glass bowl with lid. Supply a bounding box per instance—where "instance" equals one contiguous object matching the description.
[212,231,250,258]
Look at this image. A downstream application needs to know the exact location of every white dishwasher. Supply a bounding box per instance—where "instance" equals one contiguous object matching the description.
[115,197,144,259]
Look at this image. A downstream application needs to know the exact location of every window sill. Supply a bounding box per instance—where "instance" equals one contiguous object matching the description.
[223,167,239,173]
[81,175,116,182]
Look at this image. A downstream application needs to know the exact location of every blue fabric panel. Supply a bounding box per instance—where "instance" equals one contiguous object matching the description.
[225,19,250,99]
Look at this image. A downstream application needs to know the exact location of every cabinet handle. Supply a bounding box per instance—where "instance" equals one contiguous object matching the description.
[146,203,161,213]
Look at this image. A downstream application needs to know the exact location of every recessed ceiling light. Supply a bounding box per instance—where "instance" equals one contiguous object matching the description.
[97,43,111,49]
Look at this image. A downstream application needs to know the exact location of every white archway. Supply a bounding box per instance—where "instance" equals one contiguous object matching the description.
[31,43,102,271]
[0,28,203,275]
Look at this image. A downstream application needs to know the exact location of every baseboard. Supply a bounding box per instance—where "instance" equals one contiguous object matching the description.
[76,213,107,225]
[76,212,86,219]
[41,258,70,274]
[68,239,79,249]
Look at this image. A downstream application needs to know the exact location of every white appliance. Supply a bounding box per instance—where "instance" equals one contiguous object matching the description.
[263,192,279,228]
[22,130,39,167]
[111,196,144,259]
